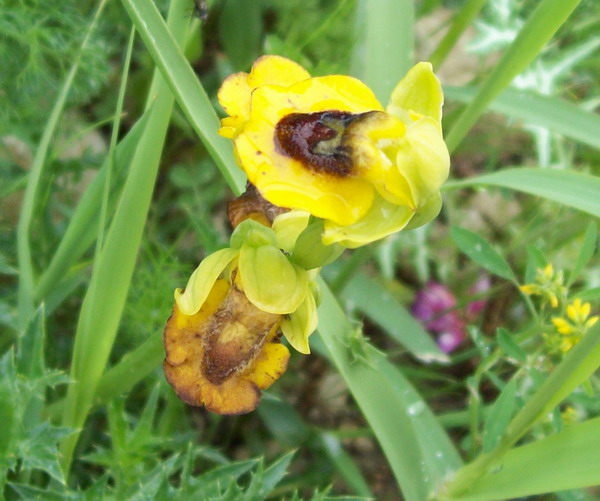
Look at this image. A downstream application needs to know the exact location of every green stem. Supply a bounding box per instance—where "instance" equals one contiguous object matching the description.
[428,0,486,69]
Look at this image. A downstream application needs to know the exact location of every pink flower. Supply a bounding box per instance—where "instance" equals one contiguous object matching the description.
[412,278,489,353]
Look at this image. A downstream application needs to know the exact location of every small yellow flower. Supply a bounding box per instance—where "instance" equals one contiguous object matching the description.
[542,263,554,280]
[546,298,597,354]
[218,55,449,248]
[551,317,573,335]
[519,264,566,308]
[567,298,590,324]
[561,405,579,425]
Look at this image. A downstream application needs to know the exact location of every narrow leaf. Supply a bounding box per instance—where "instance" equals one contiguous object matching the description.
[457,417,600,500]
[482,379,518,453]
[60,0,190,472]
[451,227,514,281]
[445,168,600,218]
[120,0,245,194]
[445,86,600,151]
[316,278,462,501]
[496,328,526,363]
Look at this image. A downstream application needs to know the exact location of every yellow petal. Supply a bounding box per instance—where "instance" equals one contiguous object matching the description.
[387,62,444,122]
[217,72,253,137]
[567,303,578,322]
[217,56,311,139]
[552,317,573,335]
[581,301,591,319]
[281,291,318,354]
[175,248,239,315]
[247,54,310,88]
[248,76,383,127]
[322,194,414,248]
[519,284,537,295]
[246,342,290,389]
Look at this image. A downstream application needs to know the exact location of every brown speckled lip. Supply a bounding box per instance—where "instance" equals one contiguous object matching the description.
[275,111,364,177]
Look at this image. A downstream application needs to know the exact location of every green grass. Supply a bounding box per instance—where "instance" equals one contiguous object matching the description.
[2,0,600,499]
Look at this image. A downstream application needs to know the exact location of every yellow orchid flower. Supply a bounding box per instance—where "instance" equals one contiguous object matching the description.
[164,216,319,414]
[218,55,449,248]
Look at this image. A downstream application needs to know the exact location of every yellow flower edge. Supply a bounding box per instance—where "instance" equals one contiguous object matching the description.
[164,278,290,415]
[218,55,311,138]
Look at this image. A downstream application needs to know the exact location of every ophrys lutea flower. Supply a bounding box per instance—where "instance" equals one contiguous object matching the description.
[218,55,450,248]
[164,194,318,415]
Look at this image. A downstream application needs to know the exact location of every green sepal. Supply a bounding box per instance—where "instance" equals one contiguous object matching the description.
[272,210,310,252]
[174,248,239,315]
[291,218,345,269]
[404,192,443,230]
[281,289,318,354]
[387,62,443,122]
[230,218,277,250]
[322,196,414,249]
[239,243,308,314]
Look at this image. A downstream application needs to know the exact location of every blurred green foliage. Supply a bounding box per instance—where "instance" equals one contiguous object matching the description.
[1,0,599,499]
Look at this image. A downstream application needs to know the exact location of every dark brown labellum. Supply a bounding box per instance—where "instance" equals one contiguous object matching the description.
[275,111,364,177]
[202,284,279,385]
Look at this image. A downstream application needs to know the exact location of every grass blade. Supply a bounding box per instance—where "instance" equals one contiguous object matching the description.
[316,278,462,501]
[120,0,245,195]
[16,0,109,329]
[444,167,600,218]
[34,115,149,303]
[60,0,190,473]
[567,222,597,287]
[319,432,373,497]
[445,0,581,152]
[456,416,600,500]
[445,86,600,151]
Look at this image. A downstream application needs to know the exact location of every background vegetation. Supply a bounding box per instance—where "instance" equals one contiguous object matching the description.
[1,0,599,499]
